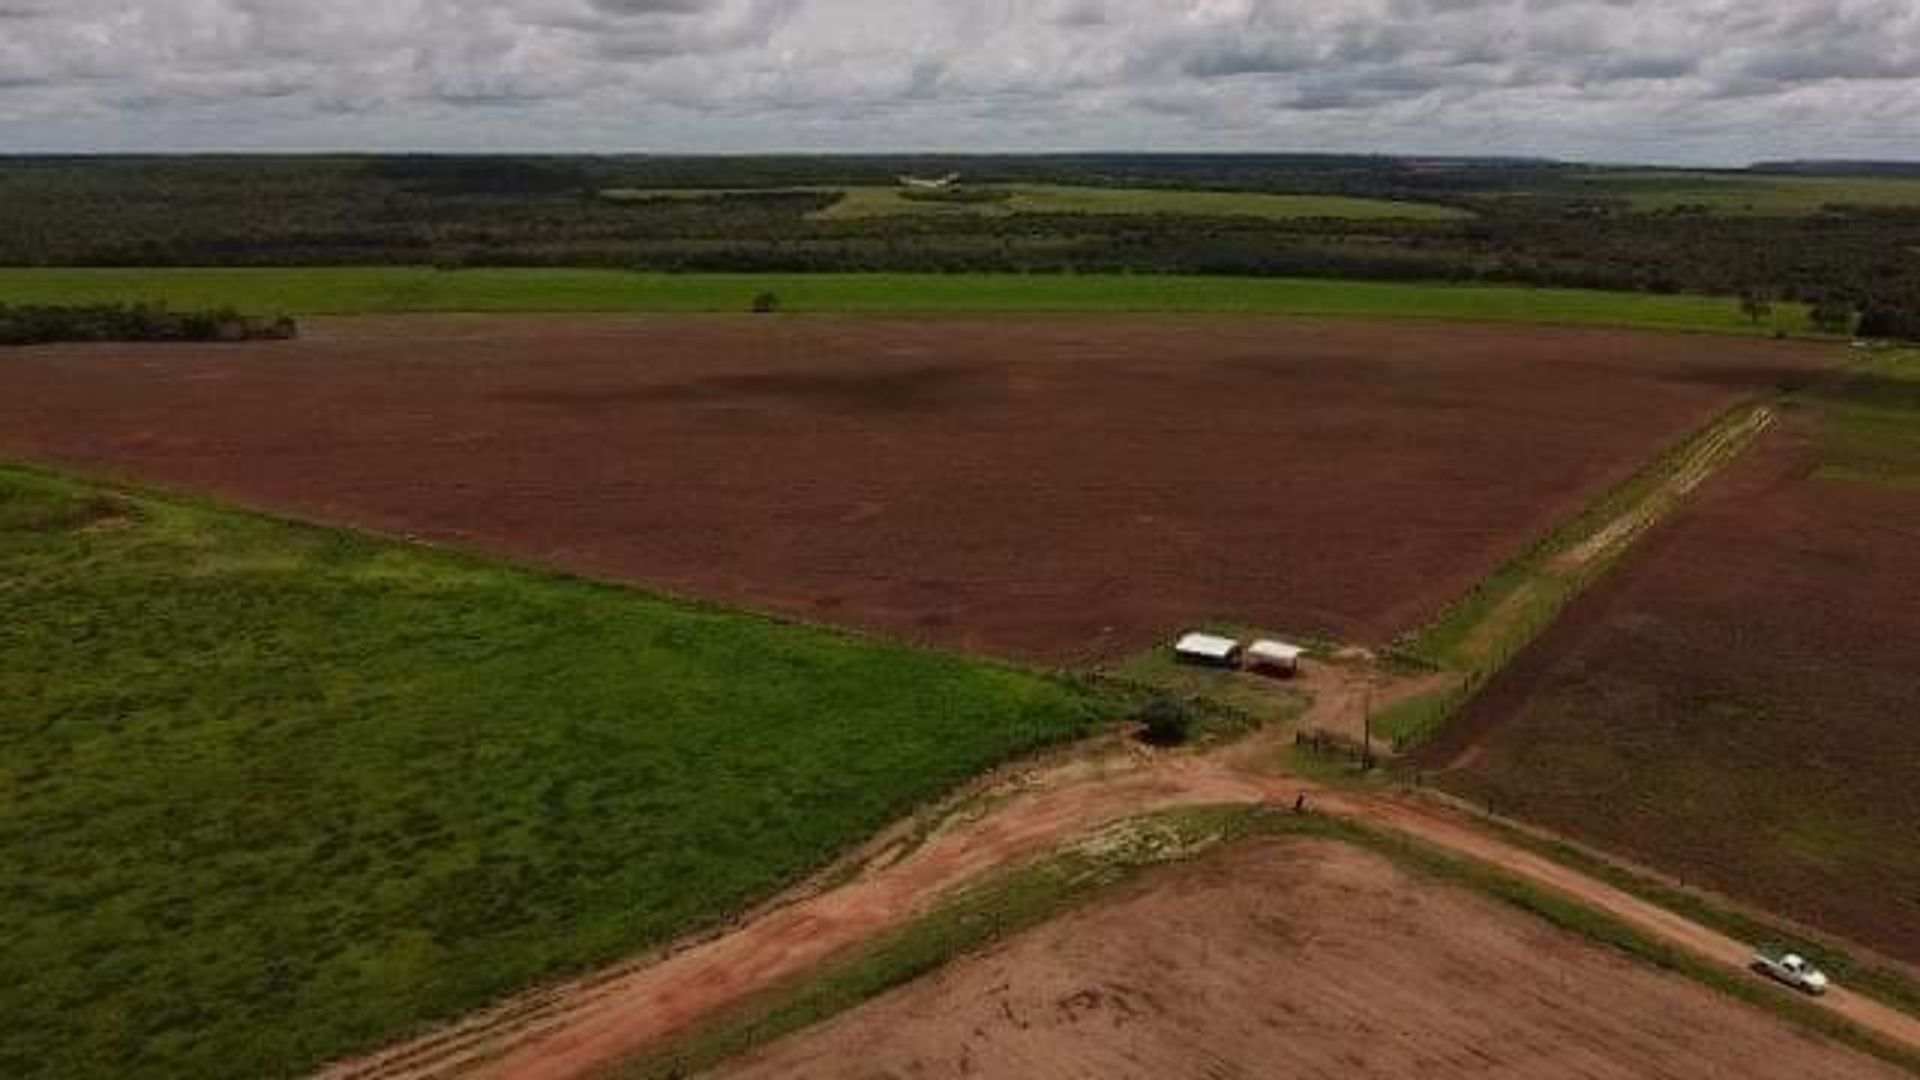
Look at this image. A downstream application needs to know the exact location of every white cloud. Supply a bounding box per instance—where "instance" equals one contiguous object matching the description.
[0,0,1915,162]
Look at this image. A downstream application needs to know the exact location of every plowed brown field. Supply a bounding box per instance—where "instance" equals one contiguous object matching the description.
[714,836,1901,1080]
[1432,410,1920,963]
[0,315,1824,662]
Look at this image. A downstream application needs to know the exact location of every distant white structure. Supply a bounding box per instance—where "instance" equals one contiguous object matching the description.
[1246,639,1305,677]
[898,172,962,191]
[1173,632,1243,667]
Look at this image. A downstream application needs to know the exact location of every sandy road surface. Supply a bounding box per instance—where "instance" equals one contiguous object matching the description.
[322,664,1920,1079]
[719,837,1904,1080]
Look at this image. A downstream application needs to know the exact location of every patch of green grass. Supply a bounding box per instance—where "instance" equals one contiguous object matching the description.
[1100,633,1309,745]
[1815,350,1920,487]
[0,268,1812,335]
[1374,689,1463,749]
[614,805,1265,1079]
[808,184,1469,222]
[0,465,1111,1080]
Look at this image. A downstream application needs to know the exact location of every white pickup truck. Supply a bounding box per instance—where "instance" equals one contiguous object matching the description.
[1752,951,1830,996]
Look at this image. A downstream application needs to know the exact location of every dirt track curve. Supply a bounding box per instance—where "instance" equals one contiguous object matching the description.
[320,663,1920,1080]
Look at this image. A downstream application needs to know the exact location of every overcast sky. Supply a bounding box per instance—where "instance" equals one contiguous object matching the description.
[1,0,1916,164]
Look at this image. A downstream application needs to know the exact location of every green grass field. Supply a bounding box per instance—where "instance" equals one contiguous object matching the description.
[0,467,1108,1080]
[0,268,1813,334]
[1563,171,1920,215]
[808,184,1470,221]
[1817,350,1920,487]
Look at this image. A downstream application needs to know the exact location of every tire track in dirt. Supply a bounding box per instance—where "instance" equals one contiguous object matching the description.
[319,660,1920,1080]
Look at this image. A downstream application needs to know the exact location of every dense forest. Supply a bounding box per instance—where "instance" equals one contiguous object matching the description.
[1,154,1916,334]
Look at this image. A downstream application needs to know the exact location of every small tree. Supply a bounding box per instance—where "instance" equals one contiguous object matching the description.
[1739,287,1774,326]
[1139,697,1194,747]
[751,290,781,314]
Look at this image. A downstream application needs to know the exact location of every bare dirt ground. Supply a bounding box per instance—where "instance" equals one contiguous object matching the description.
[321,663,1920,1080]
[716,836,1903,1080]
[0,315,1826,663]
[1430,413,1920,963]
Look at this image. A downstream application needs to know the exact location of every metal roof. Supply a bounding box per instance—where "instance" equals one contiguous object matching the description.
[1174,632,1242,659]
[1248,639,1305,663]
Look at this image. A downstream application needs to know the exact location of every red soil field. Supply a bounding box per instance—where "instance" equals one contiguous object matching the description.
[1432,414,1920,962]
[0,315,1824,663]
[714,836,1899,1080]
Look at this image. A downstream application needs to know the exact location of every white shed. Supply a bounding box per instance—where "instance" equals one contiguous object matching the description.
[1247,639,1305,676]
[1174,632,1243,667]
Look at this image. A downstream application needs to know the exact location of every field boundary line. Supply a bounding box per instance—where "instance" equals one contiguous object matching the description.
[1379,399,1780,752]
[0,268,1821,337]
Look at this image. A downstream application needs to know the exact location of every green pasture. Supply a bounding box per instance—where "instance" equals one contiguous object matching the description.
[0,268,1813,335]
[1816,349,1920,487]
[0,467,1106,1080]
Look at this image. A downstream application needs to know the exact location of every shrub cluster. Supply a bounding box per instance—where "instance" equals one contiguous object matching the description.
[0,304,297,346]
[1139,697,1195,747]
[1858,305,1920,342]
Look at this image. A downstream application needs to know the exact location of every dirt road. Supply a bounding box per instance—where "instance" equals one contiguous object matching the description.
[719,837,1904,1080]
[321,665,1920,1079]
[1321,793,1920,1056]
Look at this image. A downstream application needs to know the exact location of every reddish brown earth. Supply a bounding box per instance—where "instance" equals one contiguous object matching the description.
[715,837,1902,1080]
[1432,412,1920,963]
[0,315,1825,663]
[318,663,1920,1080]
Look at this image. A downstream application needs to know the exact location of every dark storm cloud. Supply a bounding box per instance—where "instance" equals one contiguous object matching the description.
[0,0,1914,162]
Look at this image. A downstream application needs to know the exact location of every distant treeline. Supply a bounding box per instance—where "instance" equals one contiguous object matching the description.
[0,304,298,346]
[1,155,1917,338]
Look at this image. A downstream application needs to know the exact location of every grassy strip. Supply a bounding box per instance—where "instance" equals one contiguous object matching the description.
[0,268,1811,334]
[0,464,1111,1080]
[613,807,1920,1078]
[610,805,1266,1079]
[1290,815,1920,1077]
[1378,402,1779,748]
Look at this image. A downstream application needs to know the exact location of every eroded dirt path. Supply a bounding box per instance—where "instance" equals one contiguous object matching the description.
[320,661,1920,1080]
